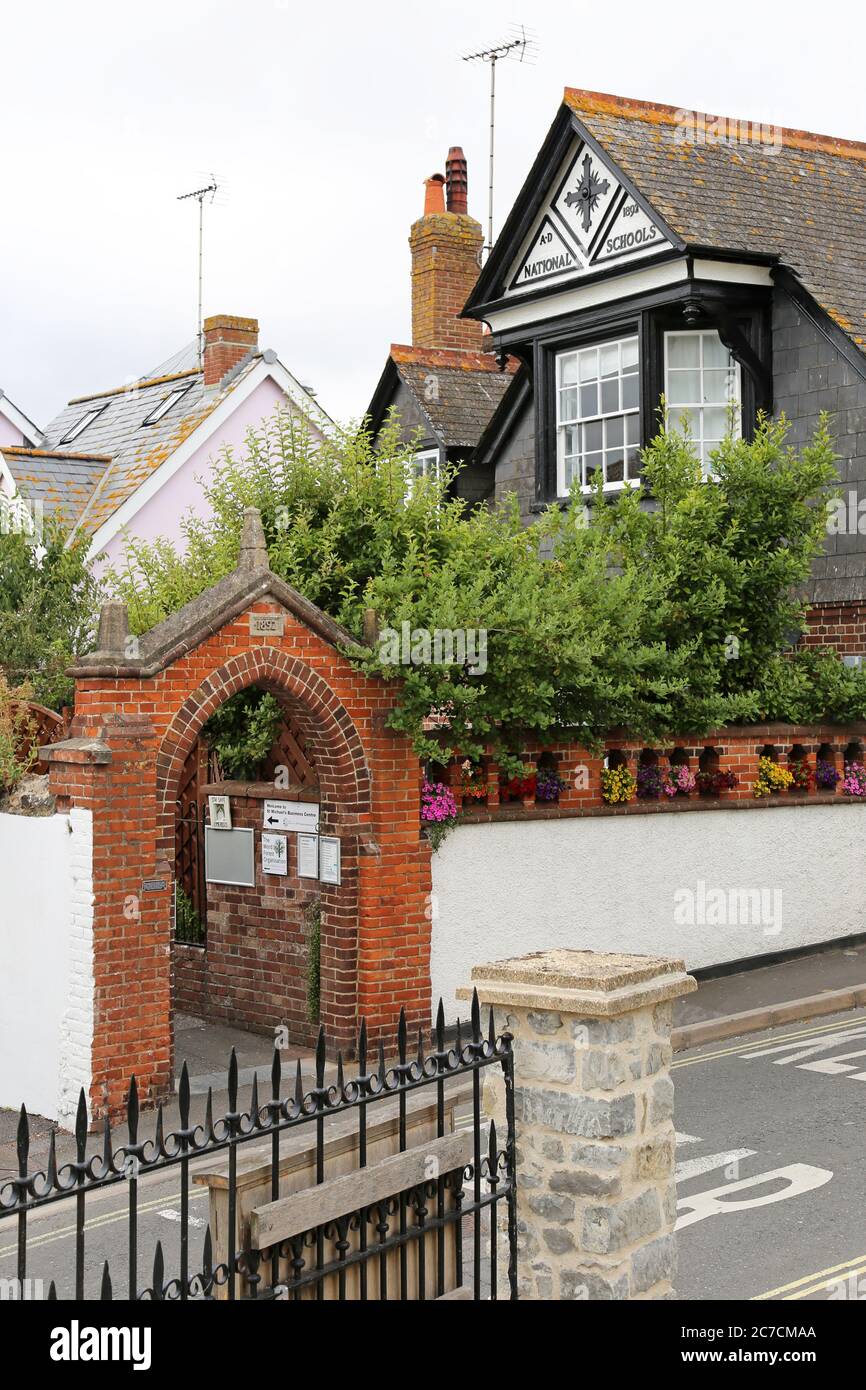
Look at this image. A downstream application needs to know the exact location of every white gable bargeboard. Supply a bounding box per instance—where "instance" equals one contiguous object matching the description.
[508,138,671,295]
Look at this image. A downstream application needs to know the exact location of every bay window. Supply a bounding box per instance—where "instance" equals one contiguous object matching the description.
[664,330,741,471]
[556,335,640,494]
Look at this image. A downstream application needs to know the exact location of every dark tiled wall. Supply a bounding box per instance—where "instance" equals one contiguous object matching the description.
[773,288,866,605]
[493,395,536,522]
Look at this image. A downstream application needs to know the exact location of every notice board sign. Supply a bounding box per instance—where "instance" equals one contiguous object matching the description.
[205,827,255,887]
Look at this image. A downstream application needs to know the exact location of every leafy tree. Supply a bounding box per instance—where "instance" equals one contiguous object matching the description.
[0,515,101,709]
[106,404,866,769]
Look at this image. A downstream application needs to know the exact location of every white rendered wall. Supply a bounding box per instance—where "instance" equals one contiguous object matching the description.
[0,809,93,1123]
[431,806,866,1019]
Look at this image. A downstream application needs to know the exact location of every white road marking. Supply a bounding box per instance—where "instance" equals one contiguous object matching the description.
[798,1047,866,1077]
[674,1131,701,1146]
[739,1025,866,1066]
[676,1164,833,1230]
[158,1208,205,1229]
[676,1149,755,1183]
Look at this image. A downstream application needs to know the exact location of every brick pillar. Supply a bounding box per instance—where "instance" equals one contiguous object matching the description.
[460,949,696,1300]
[45,713,169,1121]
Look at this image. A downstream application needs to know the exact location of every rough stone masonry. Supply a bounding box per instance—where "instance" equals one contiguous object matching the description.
[460,948,696,1300]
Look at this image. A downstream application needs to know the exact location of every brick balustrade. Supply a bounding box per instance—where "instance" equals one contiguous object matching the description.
[437,722,866,823]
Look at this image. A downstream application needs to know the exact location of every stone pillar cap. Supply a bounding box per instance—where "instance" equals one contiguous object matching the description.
[457,948,696,1018]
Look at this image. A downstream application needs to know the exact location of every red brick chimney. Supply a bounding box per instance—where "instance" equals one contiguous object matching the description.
[202,314,259,386]
[410,148,484,352]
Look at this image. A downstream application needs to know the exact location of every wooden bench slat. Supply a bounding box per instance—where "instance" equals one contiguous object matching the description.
[250,1131,474,1249]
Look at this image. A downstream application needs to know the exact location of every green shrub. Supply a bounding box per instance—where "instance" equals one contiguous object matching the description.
[202,689,284,781]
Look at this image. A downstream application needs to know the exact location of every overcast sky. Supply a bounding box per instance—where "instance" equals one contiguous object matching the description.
[2,0,865,431]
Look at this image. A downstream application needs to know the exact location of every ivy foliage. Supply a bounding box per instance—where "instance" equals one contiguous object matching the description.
[107,406,866,770]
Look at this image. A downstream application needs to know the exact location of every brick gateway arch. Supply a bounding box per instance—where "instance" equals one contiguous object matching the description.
[44,511,432,1119]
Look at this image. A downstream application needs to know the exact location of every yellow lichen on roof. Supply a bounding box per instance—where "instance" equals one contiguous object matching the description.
[563,87,866,164]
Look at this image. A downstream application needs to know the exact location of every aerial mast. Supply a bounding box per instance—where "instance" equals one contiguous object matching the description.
[177,177,219,368]
[462,25,537,258]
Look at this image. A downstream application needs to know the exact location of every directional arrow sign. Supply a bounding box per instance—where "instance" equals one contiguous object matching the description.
[262,799,320,833]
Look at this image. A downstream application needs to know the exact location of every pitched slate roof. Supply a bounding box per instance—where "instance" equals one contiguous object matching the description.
[564,88,866,353]
[374,344,517,449]
[32,365,227,536]
[1,449,110,523]
[2,336,331,540]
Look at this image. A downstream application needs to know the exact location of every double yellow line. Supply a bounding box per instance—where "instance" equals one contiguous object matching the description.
[755,1254,866,1301]
[672,1010,866,1070]
[0,1187,208,1260]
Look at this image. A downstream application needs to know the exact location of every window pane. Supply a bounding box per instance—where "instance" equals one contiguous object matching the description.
[702,332,730,368]
[600,342,619,378]
[667,334,700,368]
[559,386,578,421]
[626,414,640,445]
[606,415,624,448]
[622,373,639,410]
[559,354,578,387]
[671,405,696,432]
[601,378,619,414]
[702,369,733,404]
[585,452,603,482]
[667,369,700,405]
[578,348,599,383]
[580,383,599,417]
[621,337,639,370]
[701,407,729,440]
[583,420,603,452]
[606,456,624,483]
[563,425,579,456]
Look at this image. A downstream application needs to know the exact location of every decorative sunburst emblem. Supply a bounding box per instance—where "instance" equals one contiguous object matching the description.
[565,153,611,234]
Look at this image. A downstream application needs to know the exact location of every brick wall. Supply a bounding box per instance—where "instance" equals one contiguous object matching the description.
[173,941,206,1017]
[189,789,321,1042]
[46,600,432,1119]
[803,600,866,657]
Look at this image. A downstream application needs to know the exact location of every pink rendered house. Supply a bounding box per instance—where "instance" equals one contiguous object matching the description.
[0,314,331,573]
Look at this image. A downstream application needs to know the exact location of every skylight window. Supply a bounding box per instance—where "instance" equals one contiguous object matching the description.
[58,406,106,446]
[141,385,192,426]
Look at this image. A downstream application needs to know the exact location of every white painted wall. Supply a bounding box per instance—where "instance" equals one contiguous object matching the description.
[0,809,93,1123]
[431,806,866,1018]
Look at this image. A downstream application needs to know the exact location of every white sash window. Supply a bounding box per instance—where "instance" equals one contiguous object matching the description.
[664,330,741,472]
[556,336,640,494]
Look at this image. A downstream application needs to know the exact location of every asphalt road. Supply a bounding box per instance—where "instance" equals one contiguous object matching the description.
[674,1007,866,1301]
[4,1008,866,1303]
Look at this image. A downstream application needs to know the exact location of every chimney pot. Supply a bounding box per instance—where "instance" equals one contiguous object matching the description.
[423,174,446,217]
[203,314,259,387]
[446,147,468,215]
[410,150,483,353]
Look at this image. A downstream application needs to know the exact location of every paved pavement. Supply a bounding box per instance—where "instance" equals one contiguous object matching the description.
[675,1007,866,1301]
[673,939,866,1028]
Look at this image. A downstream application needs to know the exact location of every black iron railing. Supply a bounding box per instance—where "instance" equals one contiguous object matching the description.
[0,994,516,1301]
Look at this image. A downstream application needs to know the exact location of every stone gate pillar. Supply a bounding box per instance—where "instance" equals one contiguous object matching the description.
[460,949,696,1300]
